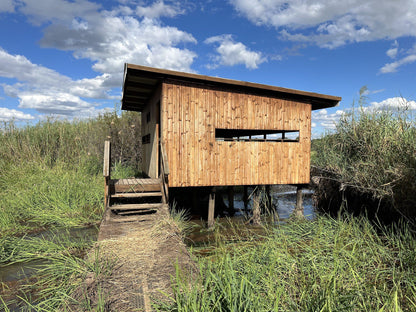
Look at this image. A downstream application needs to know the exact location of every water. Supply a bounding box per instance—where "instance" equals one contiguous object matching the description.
[187,188,315,249]
[0,226,98,282]
[226,187,315,220]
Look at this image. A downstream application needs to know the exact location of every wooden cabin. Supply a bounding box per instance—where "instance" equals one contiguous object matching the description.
[121,64,340,191]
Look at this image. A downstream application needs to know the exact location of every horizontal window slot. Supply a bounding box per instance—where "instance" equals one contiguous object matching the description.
[215,129,299,142]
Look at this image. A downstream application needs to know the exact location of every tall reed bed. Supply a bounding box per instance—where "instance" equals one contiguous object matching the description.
[0,110,140,309]
[157,214,416,311]
[0,109,142,237]
[312,92,416,219]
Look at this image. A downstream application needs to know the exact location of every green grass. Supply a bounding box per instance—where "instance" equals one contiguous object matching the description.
[0,109,142,238]
[0,109,140,310]
[156,214,416,311]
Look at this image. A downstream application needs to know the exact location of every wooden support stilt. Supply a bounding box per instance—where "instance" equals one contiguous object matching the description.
[252,187,261,225]
[265,185,272,211]
[294,186,304,218]
[227,186,234,214]
[208,187,216,228]
[243,185,248,211]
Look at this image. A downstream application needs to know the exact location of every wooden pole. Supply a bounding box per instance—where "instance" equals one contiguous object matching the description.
[252,187,261,225]
[208,187,216,228]
[243,185,248,211]
[294,185,304,218]
[265,185,272,211]
[103,140,111,209]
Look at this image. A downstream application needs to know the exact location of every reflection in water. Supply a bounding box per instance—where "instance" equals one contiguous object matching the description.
[0,226,98,283]
[226,188,315,220]
[187,188,315,249]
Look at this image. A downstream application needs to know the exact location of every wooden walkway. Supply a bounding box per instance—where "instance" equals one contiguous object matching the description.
[95,204,195,311]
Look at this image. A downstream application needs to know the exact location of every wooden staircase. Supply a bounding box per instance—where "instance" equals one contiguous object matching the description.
[103,141,169,215]
[109,178,164,215]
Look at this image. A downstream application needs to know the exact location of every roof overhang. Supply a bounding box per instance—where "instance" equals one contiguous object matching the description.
[121,64,341,112]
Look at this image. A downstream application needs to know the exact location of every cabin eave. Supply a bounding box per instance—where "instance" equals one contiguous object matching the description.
[121,64,341,111]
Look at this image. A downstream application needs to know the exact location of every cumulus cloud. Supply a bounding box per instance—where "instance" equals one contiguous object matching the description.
[0,48,113,116]
[15,0,197,74]
[205,34,266,69]
[231,0,416,49]
[312,108,345,131]
[0,107,35,121]
[135,1,184,18]
[370,97,416,110]
[0,0,198,117]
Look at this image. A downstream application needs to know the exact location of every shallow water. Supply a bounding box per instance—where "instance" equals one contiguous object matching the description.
[0,226,98,283]
[187,188,315,249]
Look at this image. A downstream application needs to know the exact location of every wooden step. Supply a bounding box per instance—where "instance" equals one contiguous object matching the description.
[111,192,162,198]
[110,203,162,211]
[110,178,161,193]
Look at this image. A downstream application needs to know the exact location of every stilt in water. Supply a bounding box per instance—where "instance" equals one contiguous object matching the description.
[294,185,304,218]
[208,187,216,228]
[252,187,261,225]
[243,185,248,211]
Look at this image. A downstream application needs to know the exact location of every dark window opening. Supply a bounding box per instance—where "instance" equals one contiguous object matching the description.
[215,129,299,142]
[142,134,151,144]
[146,112,151,124]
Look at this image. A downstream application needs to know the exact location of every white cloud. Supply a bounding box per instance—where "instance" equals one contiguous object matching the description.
[0,48,113,116]
[231,0,416,49]
[386,40,399,59]
[0,0,15,12]
[0,0,198,117]
[0,107,34,121]
[205,34,266,69]
[135,1,184,19]
[370,97,416,110]
[16,0,197,74]
[312,108,345,131]
[379,54,416,74]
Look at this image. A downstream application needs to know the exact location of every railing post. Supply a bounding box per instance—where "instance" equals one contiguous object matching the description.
[103,140,111,208]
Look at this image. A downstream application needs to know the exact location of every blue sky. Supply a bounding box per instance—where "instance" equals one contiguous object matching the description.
[0,0,415,136]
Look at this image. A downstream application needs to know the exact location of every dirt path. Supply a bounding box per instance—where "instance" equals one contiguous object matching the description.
[82,205,196,311]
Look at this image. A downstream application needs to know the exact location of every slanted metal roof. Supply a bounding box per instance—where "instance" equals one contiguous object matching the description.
[122,64,341,111]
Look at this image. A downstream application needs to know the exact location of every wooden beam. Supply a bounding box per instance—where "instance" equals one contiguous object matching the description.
[294,186,304,218]
[252,187,261,225]
[208,187,216,228]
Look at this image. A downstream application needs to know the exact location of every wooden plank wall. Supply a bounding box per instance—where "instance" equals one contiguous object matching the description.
[141,86,161,178]
[161,81,311,187]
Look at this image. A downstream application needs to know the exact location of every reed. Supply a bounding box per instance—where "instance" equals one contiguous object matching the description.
[156,214,416,311]
[312,90,416,220]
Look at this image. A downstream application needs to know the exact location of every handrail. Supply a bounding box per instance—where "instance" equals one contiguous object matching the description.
[159,141,169,203]
[160,141,169,176]
[103,140,111,208]
[103,140,111,177]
